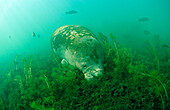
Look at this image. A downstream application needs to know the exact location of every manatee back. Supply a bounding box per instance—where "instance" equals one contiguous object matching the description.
[51,25,100,58]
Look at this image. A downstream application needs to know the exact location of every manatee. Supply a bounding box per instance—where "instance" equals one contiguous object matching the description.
[51,25,104,80]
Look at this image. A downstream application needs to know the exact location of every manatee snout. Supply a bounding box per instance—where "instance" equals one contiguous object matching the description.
[82,64,103,80]
[84,67,103,80]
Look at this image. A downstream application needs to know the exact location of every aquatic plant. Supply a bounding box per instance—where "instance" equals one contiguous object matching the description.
[23,56,33,85]
[43,74,51,91]
[0,97,4,110]
[110,33,120,65]
[0,32,169,110]
[149,42,160,72]
[14,56,19,72]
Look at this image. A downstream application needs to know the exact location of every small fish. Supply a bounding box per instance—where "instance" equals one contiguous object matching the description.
[65,10,78,14]
[37,34,40,38]
[9,35,11,39]
[144,30,151,35]
[139,17,149,22]
[161,44,169,48]
[32,32,36,37]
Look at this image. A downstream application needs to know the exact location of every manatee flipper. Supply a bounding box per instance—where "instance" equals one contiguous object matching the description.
[61,59,68,65]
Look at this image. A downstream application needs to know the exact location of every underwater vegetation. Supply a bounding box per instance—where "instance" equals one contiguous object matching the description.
[0,33,169,110]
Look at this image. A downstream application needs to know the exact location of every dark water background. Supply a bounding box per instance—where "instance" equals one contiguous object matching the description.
[0,0,170,74]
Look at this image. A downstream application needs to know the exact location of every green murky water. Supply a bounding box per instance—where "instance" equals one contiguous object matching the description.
[0,0,169,109]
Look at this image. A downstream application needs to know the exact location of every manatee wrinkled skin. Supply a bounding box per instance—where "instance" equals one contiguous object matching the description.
[51,25,104,80]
